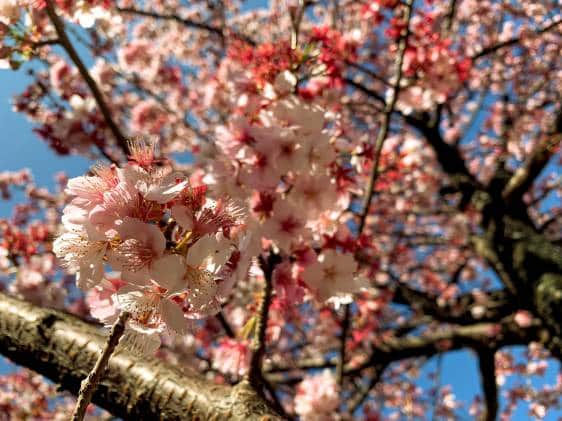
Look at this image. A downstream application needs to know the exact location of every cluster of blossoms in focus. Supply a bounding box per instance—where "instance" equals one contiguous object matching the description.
[54,141,250,353]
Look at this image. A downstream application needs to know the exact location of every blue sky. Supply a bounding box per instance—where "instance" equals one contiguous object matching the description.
[0,2,560,418]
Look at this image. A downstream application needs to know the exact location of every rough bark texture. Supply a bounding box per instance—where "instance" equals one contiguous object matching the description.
[0,293,282,421]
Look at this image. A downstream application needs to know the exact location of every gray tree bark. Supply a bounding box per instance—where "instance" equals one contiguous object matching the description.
[0,292,282,420]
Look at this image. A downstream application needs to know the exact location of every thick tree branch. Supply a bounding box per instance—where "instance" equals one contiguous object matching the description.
[407,117,482,207]
[392,283,513,325]
[349,319,540,377]
[45,1,129,158]
[0,293,282,420]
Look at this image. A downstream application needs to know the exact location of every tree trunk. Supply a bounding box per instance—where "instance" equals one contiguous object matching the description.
[0,293,282,420]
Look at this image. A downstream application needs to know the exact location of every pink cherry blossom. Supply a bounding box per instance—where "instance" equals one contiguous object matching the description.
[211,338,251,378]
[303,249,365,302]
[294,370,340,421]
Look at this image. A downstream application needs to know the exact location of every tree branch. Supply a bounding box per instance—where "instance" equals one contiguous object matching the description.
[0,293,281,420]
[116,6,256,46]
[392,282,513,325]
[472,18,562,60]
[45,1,130,158]
[343,77,386,105]
[406,117,482,207]
[347,319,540,377]
[502,110,562,205]
[217,310,235,338]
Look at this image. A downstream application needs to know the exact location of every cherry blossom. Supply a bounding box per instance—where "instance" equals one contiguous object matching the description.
[52,141,248,351]
[294,370,340,421]
[303,249,366,302]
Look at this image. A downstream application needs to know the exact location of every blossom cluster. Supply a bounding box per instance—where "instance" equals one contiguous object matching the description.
[388,12,472,113]
[205,68,367,305]
[294,370,340,421]
[54,141,250,352]
[0,169,31,200]
[0,370,81,420]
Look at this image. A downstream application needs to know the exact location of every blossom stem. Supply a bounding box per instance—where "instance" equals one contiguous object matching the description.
[217,310,235,338]
[71,311,130,421]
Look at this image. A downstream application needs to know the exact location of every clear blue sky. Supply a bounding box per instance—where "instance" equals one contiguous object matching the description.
[0,4,560,418]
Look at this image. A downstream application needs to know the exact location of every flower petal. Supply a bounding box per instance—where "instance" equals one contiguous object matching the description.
[160,300,188,334]
[171,205,194,231]
[150,254,186,292]
[145,180,188,204]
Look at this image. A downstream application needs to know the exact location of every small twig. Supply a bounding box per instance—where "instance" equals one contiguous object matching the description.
[117,6,256,46]
[442,0,458,33]
[217,310,235,338]
[331,0,340,29]
[246,254,288,416]
[358,0,414,231]
[343,77,387,105]
[261,373,290,418]
[345,60,393,87]
[29,38,59,48]
[336,0,415,388]
[348,366,385,413]
[71,311,130,421]
[430,354,443,421]
[45,0,130,159]
[472,18,562,60]
[335,304,351,384]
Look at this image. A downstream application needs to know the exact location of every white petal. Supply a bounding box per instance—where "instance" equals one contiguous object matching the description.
[150,254,186,292]
[121,267,151,286]
[185,267,218,311]
[144,180,188,203]
[185,234,216,267]
[171,205,194,231]
[120,328,161,355]
[113,288,145,312]
[160,300,188,334]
